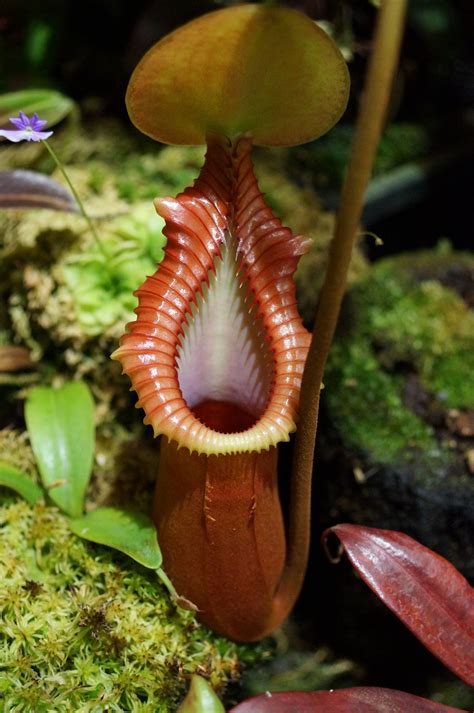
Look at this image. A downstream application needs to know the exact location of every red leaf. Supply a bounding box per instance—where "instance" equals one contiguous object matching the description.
[229,687,466,712]
[322,524,474,686]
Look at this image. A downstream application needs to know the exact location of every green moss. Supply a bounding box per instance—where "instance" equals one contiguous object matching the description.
[0,499,268,711]
[0,429,39,481]
[0,201,168,421]
[325,248,473,466]
[114,146,205,203]
[62,206,167,337]
[361,258,474,409]
[429,348,474,408]
[325,339,435,464]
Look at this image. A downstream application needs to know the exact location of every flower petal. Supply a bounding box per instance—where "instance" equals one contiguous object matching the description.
[32,117,48,130]
[9,116,26,129]
[32,130,53,141]
[0,129,28,142]
[0,128,52,143]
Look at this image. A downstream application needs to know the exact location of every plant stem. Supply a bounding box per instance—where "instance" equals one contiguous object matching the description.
[42,139,109,259]
[156,567,179,598]
[156,567,198,612]
[273,0,408,622]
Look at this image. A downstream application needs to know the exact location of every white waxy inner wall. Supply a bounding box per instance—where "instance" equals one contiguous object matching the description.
[176,241,274,424]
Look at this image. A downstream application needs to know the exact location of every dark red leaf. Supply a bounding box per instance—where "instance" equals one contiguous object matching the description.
[229,687,466,712]
[322,524,474,686]
[0,170,79,212]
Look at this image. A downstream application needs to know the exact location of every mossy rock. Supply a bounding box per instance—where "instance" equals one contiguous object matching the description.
[318,245,474,578]
[0,496,270,711]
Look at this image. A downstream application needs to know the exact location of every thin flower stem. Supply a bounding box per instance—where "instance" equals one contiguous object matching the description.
[42,139,109,260]
[272,0,408,623]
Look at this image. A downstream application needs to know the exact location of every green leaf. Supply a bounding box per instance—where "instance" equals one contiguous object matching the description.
[0,89,74,130]
[69,507,162,569]
[25,381,95,517]
[0,461,43,505]
[177,675,225,713]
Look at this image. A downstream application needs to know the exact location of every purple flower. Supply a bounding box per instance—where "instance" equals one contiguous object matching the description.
[0,112,53,142]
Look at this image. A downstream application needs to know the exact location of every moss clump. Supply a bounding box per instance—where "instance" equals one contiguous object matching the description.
[61,207,166,338]
[0,201,168,424]
[1,203,165,347]
[0,499,269,711]
[324,247,474,467]
[324,340,436,464]
[429,348,474,409]
[361,252,474,409]
[113,145,206,203]
[0,429,38,480]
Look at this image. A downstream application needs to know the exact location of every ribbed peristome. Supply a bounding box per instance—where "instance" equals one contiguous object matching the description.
[113,135,311,455]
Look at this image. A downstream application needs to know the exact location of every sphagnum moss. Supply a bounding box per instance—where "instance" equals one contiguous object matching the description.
[0,429,38,480]
[0,497,268,711]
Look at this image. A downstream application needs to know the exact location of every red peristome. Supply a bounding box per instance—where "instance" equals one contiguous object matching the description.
[113,134,311,456]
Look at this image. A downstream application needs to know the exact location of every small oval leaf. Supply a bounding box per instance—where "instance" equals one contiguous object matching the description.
[0,461,43,505]
[229,687,466,712]
[177,675,225,713]
[0,89,74,131]
[0,170,79,212]
[69,507,162,570]
[323,524,474,687]
[127,5,349,146]
[25,381,95,517]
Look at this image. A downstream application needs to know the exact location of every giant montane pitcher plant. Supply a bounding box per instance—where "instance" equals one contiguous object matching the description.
[113,2,406,641]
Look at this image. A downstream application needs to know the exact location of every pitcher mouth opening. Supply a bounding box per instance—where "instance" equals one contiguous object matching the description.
[175,245,275,436]
[190,400,257,433]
